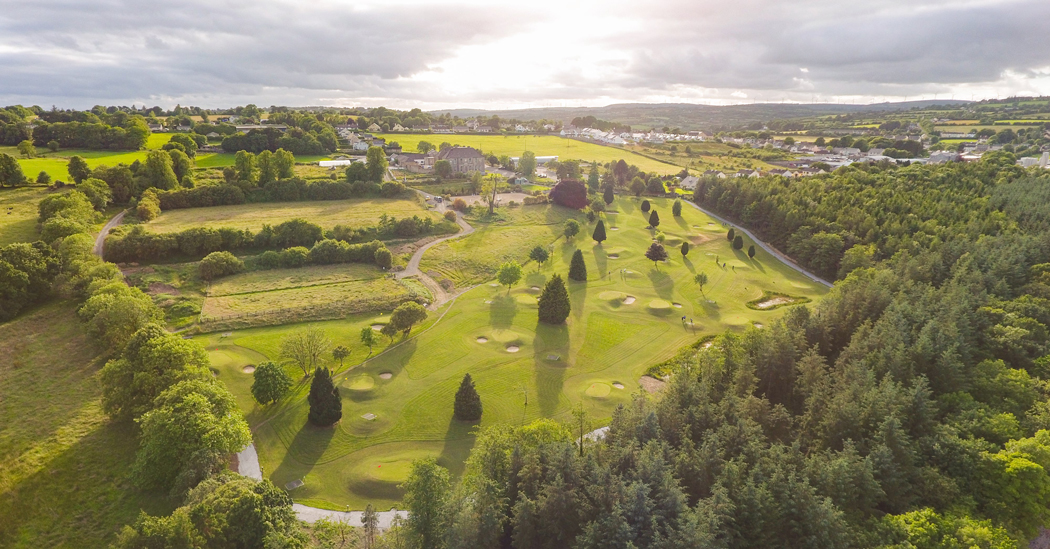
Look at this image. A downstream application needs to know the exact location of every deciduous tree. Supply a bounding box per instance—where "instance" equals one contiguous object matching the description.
[251,361,293,405]
[280,327,332,377]
[497,261,523,293]
[529,245,549,268]
[564,219,580,239]
[645,242,668,267]
[390,301,428,336]
[360,326,379,354]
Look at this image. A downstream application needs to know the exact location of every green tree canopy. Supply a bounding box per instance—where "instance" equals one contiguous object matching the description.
[592,219,607,244]
[307,366,342,427]
[251,361,293,405]
[538,273,570,324]
[568,249,588,282]
[453,373,483,421]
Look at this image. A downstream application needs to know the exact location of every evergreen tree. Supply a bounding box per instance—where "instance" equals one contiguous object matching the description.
[681,241,690,256]
[538,274,571,324]
[592,219,607,244]
[568,249,588,281]
[641,200,651,213]
[649,209,660,228]
[733,235,744,250]
[727,228,735,242]
[587,165,600,191]
[307,367,342,427]
[672,199,683,216]
[748,244,756,258]
[453,373,482,421]
[603,186,614,205]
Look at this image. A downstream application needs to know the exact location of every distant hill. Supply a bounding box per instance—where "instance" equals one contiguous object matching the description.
[432,100,971,131]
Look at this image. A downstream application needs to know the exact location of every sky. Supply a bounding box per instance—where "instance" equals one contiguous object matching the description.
[1,0,1049,110]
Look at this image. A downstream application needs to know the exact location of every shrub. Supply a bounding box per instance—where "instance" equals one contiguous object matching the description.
[564,219,580,239]
[273,218,323,248]
[452,198,468,211]
[374,247,393,269]
[137,190,161,221]
[198,251,245,280]
[444,210,458,222]
[733,235,744,250]
[672,199,683,216]
[279,247,309,268]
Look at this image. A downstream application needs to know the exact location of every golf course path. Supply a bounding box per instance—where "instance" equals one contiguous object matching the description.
[93,209,126,258]
[396,191,475,309]
[684,200,833,288]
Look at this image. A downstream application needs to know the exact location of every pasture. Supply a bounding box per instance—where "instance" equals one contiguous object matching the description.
[377,133,682,175]
[143,196,438,234]
[0,303,170,548]
[194,196,828,510]
[0,187,47,246]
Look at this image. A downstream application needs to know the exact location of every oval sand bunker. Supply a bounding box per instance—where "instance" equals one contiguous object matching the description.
[612,382,625,389]
[242,365,255,374]
[506,345,520,353]
[623,296,637,304]
[476,336,488,343]
[379,372,393,380]
[673,302,683,308]
[371,324,384,331]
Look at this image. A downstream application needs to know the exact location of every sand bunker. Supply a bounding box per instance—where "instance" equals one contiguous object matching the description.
[379,372,393,380]
[610,227,619,231]
[242,365,255,374]
[623,296,637,304]
[476,336,488,343]
[506,345,520,353]
[755,296,793,309]
[673,302,683,308]
[607,254,619,259]
[612,382,625,390]
[371,324,384,331]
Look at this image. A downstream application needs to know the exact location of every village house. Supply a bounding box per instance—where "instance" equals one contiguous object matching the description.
[392,123,406,132]
[367,123,382,133]
[437,146,486,174]
[679,175,700,190]
[702,170,726,179]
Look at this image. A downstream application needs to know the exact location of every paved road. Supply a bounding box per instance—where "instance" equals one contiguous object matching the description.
[683,200,833,288]
[93,210,126,258]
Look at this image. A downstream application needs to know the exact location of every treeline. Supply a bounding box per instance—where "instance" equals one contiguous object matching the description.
[221,126,337,155]
[387,166,1050,548]
[692,152,1026,280]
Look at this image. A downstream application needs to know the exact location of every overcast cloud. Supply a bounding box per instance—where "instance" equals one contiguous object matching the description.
[0,0,1047,109]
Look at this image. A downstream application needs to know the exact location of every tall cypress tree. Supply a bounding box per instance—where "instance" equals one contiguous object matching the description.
[649,209,660,228]
[538,274,571,324]
[592,219,607,244]
[568,249,588,281]
[453,373,482,421]
[308,367,342,426]
[603,186,614,205]
[727,228,735,242]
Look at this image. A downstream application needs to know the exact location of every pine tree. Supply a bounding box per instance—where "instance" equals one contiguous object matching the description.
[592,220,607,244]
[538,274,571,324]
[748,244,756,258]
[307,367,342,426]
[727,228,735,242]
[641,200,651,213]
[603,186,614,205]
[648,209,660,228]
[568,249,588,281]
[453,373,482,421]
[733,235,744,250]
[672,199,683,216]
[681,241,690,256]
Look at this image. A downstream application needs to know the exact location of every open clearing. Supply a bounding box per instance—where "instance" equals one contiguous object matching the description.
[0,187,47,246]
[144,196,438,233]
[192,196,827,510]
[378,133,682,175]
[0,303,170,548]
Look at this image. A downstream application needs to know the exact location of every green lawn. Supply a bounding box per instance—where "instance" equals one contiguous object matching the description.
[378,133,682,175]
[193,196,828,510]
[0,187,48,246]
[144,196,438,234]
[0,302,170,548]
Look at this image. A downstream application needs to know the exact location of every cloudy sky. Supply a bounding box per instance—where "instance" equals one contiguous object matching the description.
[1,0,1048,110]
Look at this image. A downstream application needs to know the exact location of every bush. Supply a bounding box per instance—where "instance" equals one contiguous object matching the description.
[137,190,161,221]
[198,251,245,280]
[273,218,323,248]
[279,247,309,268]
[381,181,406,197]
[452,198,468,211]
[523,195,549,205]
[444,210,458,222]
[374,247,393,269]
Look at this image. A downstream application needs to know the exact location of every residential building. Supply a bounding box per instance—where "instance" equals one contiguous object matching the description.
[679,175,700,190]
[437,146,485,174]
[702,170,726,179]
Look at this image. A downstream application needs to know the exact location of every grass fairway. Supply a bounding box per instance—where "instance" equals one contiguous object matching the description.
[198,196,827,510]
[0,187,47,246]
[0,303,170,548]
[378,133,681,175]
[145,196,437,234]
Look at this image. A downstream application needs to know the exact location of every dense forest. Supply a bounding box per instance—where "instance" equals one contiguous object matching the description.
[374,157,1050,548]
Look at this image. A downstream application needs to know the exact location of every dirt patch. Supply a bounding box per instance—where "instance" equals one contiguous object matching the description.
[148,282,179,296]
[754,297,792,309]
[639,376,667,394]
[690,233,712,245]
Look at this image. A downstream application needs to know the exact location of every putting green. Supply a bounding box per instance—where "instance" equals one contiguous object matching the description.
[585,382,612,398]
[347,375,376,391]
[202,197,829,509]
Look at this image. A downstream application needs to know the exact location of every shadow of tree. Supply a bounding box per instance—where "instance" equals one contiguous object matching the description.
[489,295,518,329]
[647,268,675,300]
[438,416,477,479]
[533,323,570,416]
[272,419,337,489]
[592,245,608,278]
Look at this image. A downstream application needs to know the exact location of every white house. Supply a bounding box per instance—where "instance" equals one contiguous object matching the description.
[679,175,700,190]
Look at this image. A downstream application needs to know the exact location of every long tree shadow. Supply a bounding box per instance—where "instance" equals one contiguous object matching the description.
[272,419,337,486]
[533,323,570,416]
[489,294,518,329]
[683,254,695,273]
[592,245,608,279]
[438,416,477,479]
[568,280,588,320]
[647,268,675,300]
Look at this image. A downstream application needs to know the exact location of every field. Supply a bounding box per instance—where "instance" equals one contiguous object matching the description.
[0,302,170,548]
[144,196,438,234]
[192,196,828,510]
[378,133,682,175]
[0,187,47,246]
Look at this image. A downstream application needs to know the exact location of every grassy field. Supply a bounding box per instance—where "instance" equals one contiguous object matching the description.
[196,153,331,168]
[144,196,437,234]
[0,187,48,246]
[0,302,170,548]
[192,196,828,510]
[378,133,682,175]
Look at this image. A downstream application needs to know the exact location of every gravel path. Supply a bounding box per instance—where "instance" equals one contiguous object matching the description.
[684,200,833,288]
[292,504,407,528]
[396,190,475,309]
[93,210,126,258]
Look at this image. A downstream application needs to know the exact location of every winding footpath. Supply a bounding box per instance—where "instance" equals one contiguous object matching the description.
[93,209,126,258]
[237,191,476,526]
[684,200,833,288]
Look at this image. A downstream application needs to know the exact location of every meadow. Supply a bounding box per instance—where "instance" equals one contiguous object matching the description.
[144,196,438,234]
[190,196,828,510]
[378,133,682,175]
[0,303,170,548]
[0,187,47,246]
